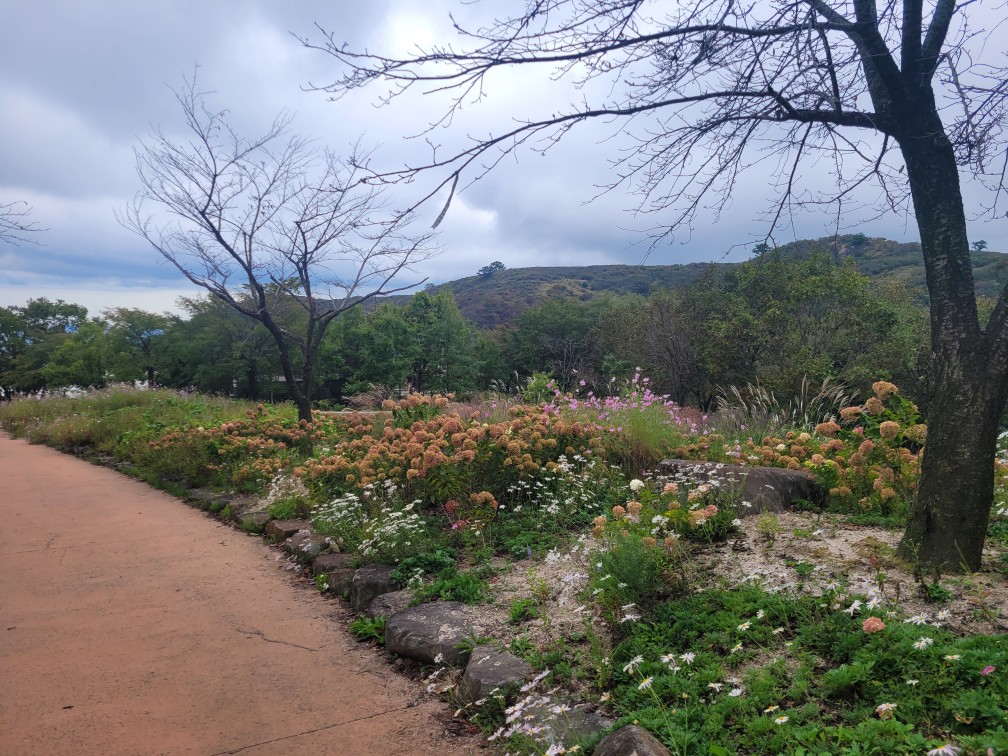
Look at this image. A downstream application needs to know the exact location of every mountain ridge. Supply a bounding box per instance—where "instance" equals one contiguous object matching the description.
[375,235,1007,328]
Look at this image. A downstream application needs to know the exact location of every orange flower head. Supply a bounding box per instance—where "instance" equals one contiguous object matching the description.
[864,397,885,415]
[879,421,900,440]
[862,617,886,633]
[872,381,898,399]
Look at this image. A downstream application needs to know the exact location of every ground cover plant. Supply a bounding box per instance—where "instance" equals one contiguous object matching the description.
[1,381,1006,754]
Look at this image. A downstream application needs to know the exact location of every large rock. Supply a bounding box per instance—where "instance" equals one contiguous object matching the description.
[457,646,532,706]
[366,589,413,619]
[324,568,354,599]
[285,532,329,563]
[350,565,397,612]
[266,519,310,540]
[187,490,229,512]
[594,725,671,756]
[657,459,825,514]
[312,552,352,576]
[384,602,475,666]
[516,699,613,748]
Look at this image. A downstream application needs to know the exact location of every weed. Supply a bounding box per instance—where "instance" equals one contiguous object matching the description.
[757,513,781,545]
[508,598,540,624]
[349,615,386,643]
[920,581,954,603]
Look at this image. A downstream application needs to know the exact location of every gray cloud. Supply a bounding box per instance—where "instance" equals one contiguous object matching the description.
[1,0,1004,314]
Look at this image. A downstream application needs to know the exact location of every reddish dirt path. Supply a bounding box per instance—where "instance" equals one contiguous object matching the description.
[0,434,479,755]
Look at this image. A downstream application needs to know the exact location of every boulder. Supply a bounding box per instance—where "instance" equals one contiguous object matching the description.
[384,602,475,666]
[266,519,310,540]
[457,646,533,706]
[594,725,671,756]
[657,459,825,514]
[187,489,228,511]
[350,565,397,612]
[366,589,413,619]
[325,568,354,599]
[516,699,613,748]
[285,532,329,563]
[312,552,352,576]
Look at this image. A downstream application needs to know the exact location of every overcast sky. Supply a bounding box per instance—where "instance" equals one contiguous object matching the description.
[1,0,1005,317]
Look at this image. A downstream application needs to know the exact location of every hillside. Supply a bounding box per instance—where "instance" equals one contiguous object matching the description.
[372,236,1006,328]
[772,235,1008,302]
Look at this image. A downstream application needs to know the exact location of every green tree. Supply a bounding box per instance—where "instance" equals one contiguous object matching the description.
[510,297,615,393]
[161,295,281,398]
[43,319,110,389]
[0,298,89,393]
[404,290,484,393]
[105,308,178,387]
[478,261,506,278]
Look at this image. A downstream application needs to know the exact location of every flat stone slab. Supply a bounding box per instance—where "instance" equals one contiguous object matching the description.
[594,725,671,756]
[366,589,413,619]
[266,519,310,540]
[233,510,271,533]
[457,646,532,706]
[657,459,825,514]
[186,489,228,511]
[384,602,475,666]
[351,565,397,612]
[312,552,352,576]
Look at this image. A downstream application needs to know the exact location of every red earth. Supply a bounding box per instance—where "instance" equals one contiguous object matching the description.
[0,433,481,755]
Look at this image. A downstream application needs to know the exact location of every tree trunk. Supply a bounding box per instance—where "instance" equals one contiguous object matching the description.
[246,362,258,400]
[895,114,1008,571]
[900,366,1004,571]
[146,365,156,388]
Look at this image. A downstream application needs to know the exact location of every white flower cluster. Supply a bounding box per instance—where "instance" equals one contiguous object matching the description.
[359,500,426,557]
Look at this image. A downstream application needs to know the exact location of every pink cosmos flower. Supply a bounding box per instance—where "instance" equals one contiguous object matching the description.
[980,665,996,676]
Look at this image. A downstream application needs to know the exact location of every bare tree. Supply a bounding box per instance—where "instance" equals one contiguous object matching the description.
[122,78,434,423]
[305,0,1008,571]
[0,200,43,245]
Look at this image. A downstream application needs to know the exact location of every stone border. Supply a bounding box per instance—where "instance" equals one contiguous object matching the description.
[184,495,646,753]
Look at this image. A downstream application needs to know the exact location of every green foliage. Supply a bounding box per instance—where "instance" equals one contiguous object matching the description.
[349,615,386,642]
[919,581,954,603]
[608,585,1008,755]
[591,533,678,619]
[390,550,458,586]
[412,567,489,604]
[508,598,540,624]
[266,497,309,520]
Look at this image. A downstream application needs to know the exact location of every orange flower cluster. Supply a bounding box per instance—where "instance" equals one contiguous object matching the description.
[671,382,924,517]
[297,399,604,505]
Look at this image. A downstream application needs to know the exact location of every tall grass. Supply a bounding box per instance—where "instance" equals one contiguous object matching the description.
[0,387,260,457]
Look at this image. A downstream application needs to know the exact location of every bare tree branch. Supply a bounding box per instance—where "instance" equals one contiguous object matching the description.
[0,200,45,245]
[119,74,436,422]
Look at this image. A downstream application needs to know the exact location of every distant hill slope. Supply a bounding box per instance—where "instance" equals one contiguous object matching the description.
[372,236,1006,328]
[772,235,1008,302]
[425,262,725,328]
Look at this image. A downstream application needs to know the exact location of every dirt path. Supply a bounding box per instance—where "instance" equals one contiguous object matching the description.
[0,434,479,755]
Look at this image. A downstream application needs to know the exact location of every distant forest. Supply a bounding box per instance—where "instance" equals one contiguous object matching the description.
[2,235,1004,411]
